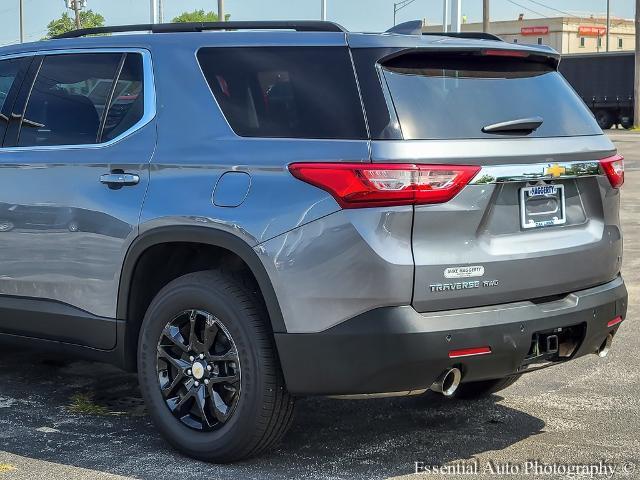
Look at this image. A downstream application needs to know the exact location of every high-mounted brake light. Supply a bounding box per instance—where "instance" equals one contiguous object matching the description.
[600,154,624,188]
[481,49,530,58]
[288,163,481,208]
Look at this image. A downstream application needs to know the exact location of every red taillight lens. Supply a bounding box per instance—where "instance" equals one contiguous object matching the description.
[288,163,481,208]
[600,154,624,188]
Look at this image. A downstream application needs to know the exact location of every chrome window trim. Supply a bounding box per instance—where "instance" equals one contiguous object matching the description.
[469,160,603,184]
[0,48,156,152]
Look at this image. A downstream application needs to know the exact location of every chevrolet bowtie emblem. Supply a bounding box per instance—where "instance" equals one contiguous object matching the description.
[545,164,566,178]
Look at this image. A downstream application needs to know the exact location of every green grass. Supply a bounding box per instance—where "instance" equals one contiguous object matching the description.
[67,393,111,416]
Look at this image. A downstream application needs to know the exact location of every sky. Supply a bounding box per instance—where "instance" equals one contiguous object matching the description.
[0,0,635,46]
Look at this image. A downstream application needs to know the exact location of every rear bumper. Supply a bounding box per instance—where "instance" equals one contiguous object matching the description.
[275,276,627,395]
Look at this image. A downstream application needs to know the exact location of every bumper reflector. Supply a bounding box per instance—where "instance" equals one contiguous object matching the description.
[607,316,623,328]
[448,346,492,359]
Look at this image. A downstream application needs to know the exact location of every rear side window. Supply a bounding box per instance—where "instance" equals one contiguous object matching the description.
[369,51,601,140]
[18,53,144,147]
[0,58,25,142]
[0,59,22,112]
[197,47,367,139]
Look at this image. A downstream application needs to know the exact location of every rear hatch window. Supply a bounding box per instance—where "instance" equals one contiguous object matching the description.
[377,51,601,140]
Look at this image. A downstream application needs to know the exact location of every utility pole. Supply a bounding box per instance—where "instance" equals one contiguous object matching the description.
[442,0,449,32]
[218,0,225,21]
[65,1,86,30]
[321,0,327,21]
[19,0,24,43]
[72,0,81,29]
[483,0,490,33]
[150,0,158,23]
[606,0,610,51]
[450,0,461,32]
[158,0,163,23]
[634,0,640,127]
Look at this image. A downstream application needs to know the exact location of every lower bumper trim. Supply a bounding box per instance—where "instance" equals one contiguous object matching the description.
[275,277,627,395]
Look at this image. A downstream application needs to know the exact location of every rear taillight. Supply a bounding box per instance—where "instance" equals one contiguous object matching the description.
[288,163,481,208]
[600,154,624,188]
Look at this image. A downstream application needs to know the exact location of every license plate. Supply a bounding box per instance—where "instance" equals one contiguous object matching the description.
[520,184,566,229]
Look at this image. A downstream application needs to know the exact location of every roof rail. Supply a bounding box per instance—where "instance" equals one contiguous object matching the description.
[53,21,347,39]
[423,31,503,41]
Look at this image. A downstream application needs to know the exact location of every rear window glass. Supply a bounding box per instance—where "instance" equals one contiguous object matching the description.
[197,47,367,139]
[380,53,601,140]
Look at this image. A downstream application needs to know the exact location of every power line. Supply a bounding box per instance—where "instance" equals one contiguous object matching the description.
[393,0,419,25]
[526,0,580,18]
[503,0,548,18]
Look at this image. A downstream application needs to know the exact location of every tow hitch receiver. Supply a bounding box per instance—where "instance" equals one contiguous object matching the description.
[519,324,585,371]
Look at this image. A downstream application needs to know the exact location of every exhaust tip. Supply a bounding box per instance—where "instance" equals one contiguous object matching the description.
[597,334,613,358]
[431,367,462,397]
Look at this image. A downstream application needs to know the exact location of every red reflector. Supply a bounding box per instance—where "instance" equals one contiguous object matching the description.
[481,49,530,58]
[600,154,624,188]
[448,346,492,358]
[607,316,623,328]
[288,163,481,208]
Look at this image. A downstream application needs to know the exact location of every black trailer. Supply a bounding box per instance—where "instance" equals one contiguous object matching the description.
[559,51,634,129]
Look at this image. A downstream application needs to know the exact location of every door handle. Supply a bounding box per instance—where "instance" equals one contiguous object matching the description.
[100,172,140,187]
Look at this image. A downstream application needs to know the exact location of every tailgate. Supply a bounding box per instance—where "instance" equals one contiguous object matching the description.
[358,46,623,312]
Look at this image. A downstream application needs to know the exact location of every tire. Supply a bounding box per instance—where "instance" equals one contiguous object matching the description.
[621,116,634,130]
[594,109,614,130]
[137,270,295,463]
[452,375,521,400]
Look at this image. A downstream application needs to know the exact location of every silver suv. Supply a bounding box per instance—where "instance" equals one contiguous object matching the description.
[0,21,627,463]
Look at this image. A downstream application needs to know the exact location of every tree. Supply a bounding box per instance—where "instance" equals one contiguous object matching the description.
[45,10,105,38]
[172,9,230,23]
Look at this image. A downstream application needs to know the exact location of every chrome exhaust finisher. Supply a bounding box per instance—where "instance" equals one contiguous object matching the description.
[430,368,462,397]
[596,334,613,358]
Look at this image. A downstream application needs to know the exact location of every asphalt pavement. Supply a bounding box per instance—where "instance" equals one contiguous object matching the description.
[0,131,639,480]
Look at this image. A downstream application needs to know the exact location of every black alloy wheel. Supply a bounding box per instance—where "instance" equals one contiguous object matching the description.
[157,309,240,431]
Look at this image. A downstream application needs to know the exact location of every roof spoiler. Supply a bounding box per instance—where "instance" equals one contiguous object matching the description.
[386,20,424,36]
[423,31,503,41]
[378,46,561,69]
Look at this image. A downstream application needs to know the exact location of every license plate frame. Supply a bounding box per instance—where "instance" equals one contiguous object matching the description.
[519,184,566,230]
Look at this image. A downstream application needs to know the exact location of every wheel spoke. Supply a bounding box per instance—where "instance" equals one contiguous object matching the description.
[157,347,190,371]
[171,388,194,416]
[207,384,231,423]
[187,310,198,350]
[203,315,219,351]
[194,385,213,429]
[208,374,239,385]
[209,348,238,363]
[161,370,185,397]
[161,324,188,352]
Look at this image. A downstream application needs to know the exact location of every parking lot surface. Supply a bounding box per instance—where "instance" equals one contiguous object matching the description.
[0,131,639,480]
